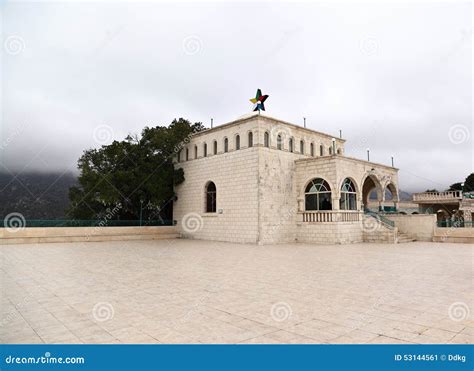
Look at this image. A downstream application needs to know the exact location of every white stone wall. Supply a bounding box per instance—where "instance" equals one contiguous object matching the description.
[433,227,474,243]
[174,147,259,244]
[296,222,364,244]
[173,113,400,245]
[174,113,347,244]
[385,214,436,241]
[361,217,397,243]
[257,147,303,244]
[0,226,177,244]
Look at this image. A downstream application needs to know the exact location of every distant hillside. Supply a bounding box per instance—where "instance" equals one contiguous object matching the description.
[398,190,412,201]
[370,189,412,201]
[0,172,78,219]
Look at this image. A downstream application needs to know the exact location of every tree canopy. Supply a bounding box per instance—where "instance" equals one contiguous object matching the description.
[68,118,204,221]
[440,173,474,193]
[447,182,463,191]
[463,173,474,193]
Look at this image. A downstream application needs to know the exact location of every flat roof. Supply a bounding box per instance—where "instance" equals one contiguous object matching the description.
[295,154,398,171]
[191,112,346,142]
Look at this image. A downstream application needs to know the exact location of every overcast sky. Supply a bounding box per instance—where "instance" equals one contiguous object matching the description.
[1,1,472,192]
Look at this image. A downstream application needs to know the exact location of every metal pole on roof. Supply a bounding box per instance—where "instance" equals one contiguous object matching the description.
[339,129,342,139]
[211,118,213,128]
[303,117,306,128]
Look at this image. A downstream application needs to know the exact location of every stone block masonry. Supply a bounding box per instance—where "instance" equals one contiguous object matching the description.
[174,113,400,245]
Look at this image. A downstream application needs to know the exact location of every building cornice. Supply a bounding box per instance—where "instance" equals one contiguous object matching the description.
[295,154,398,171]
[191,112,346,143]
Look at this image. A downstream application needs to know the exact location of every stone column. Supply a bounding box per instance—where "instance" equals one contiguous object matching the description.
[332,195,340,211]
[463,209,472,223]
[297,198,304,212]
[378,189,385,212]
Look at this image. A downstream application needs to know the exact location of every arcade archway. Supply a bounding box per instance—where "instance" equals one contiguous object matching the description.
[361,174,383,210]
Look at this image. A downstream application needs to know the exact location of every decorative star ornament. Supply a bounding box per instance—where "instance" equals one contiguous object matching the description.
[249,89,269,112]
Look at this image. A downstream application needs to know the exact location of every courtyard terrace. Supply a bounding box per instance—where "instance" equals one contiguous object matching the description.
[1,240,472,344]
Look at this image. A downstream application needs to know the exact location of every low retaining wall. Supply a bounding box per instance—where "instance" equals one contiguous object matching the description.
[433,227,474,243]
[363,229,397,243]
[384,214,436,241]
[295,222,364,244]
[0,226,178,245]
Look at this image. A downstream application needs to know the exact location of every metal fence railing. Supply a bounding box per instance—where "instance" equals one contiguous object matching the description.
[0,220,174,228]
[437,220,474,228]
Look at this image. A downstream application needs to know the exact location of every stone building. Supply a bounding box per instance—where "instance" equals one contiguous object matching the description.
[413,190,474,226]
[173,112,401,244]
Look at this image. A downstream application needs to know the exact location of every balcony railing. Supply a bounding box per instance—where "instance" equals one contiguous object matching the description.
[301,211,361,223]
[412,191,462,202]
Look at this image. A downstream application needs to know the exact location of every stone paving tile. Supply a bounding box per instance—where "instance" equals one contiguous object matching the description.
[448,333,473,344]
[239,335,282,344]
[265,330,301,342]
[460,326,474,336]
[420,328,458,342]
[2,333,45,344]
[367,335,414,344]
[0,240,472,344]
[377,328,420,343]
[339,329,380,343]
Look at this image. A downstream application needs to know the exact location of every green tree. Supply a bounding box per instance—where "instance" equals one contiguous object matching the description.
[463,173,474,192]
[447,182,463,191]
[68,118,204,221]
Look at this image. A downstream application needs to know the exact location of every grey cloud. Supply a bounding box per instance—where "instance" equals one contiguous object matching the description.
[1,1,471,192]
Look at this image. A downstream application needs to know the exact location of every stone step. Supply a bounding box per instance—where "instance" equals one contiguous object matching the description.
[397,232,416,243]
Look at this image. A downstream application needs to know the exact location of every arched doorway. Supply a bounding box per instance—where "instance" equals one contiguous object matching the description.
[361,174,383,211]
[384,182,399,212]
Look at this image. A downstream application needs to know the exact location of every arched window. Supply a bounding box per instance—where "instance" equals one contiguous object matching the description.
[340,178,357,210]
[205,182,217,213]
[310,143,314,157]
[337,148,341,155]
[186,148,189,161]
[289,137,294,152]
[224,138,228,152]
[264,132,269,147]
[213,140,217,155]
[320,145,324,156]
[329,146,332,155]
[305,178,332,211]
[277,134,282,150]
[203,143,207,157]
[235,135,240,150]
[177,150,181,163]
[248,132,253,147]
[194,145,198,159]
[300,140,304,154]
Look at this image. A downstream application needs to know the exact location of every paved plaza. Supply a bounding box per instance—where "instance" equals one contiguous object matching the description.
[0,239,472,344]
